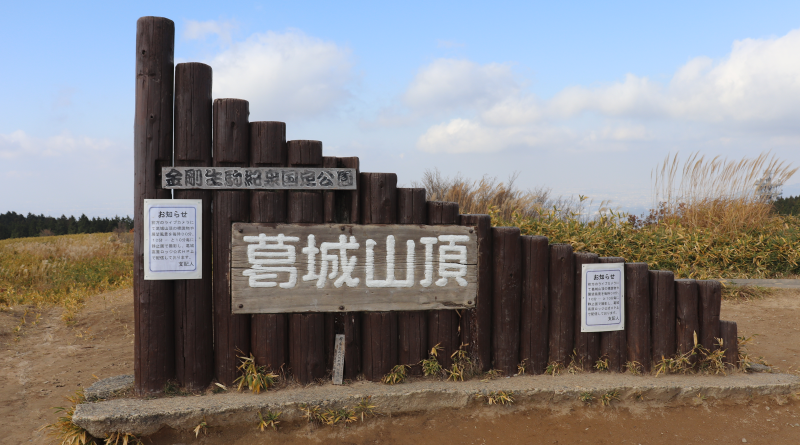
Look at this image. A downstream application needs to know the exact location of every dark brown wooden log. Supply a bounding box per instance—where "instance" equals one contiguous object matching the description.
[719,320,738,369]
[287,140,323,223]
[573,252,600,370]
[519,235,548,374]
[459,214,493,372]
[340,312,362,380]
[336,157,360,224]
[697,280,722,352]
[548,244,574,366]
[397,188,428,374]
[650,270,676,363]
[397,188,427,224]
[359,173,399,381]
[212,98,251,386]
[361,312,398,380]
[249,121,288,373]
[426,201,460,370]
[361,172,399,223]
[335,157,361,380]
[173,62,213,391]
[286,140,325,384]
[675,278,699,365]
[598,257,626,372]
[289,312,325,383]
[491,227,521,375]
[321,157,337,223]
[321,156,338,372]
[134,16,175,395]
[625,263,650,373]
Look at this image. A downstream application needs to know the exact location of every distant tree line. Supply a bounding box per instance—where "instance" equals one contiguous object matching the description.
[773,195,800,216]
[0,211,133,240]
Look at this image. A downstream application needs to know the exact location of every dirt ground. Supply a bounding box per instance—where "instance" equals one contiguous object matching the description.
[2,288,800,444]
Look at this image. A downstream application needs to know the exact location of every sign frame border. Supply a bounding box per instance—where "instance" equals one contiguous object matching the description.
[580,262,625,332]
[143,198,203,280]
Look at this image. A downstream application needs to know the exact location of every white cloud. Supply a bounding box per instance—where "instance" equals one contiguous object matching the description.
[403,59,521,111]
[183,19,238,44]
[416,118,572,154]
[411,28,800,154]
[0,131,113,159]
[209,30,354,120]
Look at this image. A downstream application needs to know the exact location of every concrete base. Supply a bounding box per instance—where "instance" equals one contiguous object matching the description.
[73,372,800,438]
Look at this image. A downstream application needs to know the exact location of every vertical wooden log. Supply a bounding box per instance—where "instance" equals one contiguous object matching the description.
[675,278,699,364]
[323,156,338,223]
[173,62,213,390]
[573,252,600,370]
[491,227,521,375]
[548,244,574,366]
[321,156,338,372]
[459,214,493,372]
[426,201,460,370]
[134,16,175,394]
[719,320,738,368]
[649,270,676,363]
[249,121,288,372]
[519,235,548,374]
[360,173,399,381]
[336,157,361,224]
[289,314,325,383]
[287,140,325,384]
[697,280,722,352]
[625,263,650,372]
[212,98,251,386]
[598,257,626,372]
[397,188,428,374]
[336,157,361,380]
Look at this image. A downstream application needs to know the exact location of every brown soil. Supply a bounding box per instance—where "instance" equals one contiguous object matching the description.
[2,287,800,444]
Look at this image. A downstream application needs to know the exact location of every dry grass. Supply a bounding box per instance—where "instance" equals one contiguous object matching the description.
[413,168,584,221]
[652,151,797,234]
[0,232,132,322]
[721,283,774,302]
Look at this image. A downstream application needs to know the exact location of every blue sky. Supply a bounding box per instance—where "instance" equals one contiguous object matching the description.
[2,1,800,217]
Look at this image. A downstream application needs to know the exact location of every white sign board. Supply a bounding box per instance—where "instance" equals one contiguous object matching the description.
[144,199,202,280]
[580,263,625,332]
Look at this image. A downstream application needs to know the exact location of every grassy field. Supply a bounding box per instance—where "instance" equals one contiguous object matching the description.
[0,232,133,321]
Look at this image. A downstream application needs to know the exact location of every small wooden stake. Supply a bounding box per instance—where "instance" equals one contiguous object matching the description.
[332,334,346,385]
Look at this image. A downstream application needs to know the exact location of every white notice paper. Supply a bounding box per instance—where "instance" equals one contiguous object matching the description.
[581,263,625,332]
[144,199,202,280]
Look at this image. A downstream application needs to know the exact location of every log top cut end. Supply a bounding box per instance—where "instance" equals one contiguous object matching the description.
[176,61,211,70]
[138,16,175,26]
[492,226,521,235]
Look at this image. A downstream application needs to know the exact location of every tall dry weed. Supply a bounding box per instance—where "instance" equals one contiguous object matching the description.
[652,152,797,233]
[0,232,133,319]
[413,168,583,221]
